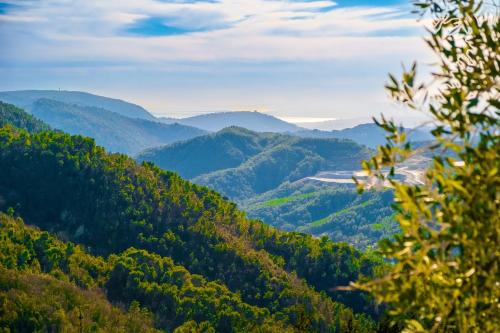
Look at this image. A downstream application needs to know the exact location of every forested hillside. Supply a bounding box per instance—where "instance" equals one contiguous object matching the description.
[242,180,397,249]
[194,137,370,200]
[0,104,382,331]
[139,127,371,200]
[138,126,396,249]
[6,98,206,154]
[0,213,291,332]
[137,127,288,179]
[0,215,160,332]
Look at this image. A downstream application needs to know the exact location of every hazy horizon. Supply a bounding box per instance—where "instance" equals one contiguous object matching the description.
[0,0,431,124]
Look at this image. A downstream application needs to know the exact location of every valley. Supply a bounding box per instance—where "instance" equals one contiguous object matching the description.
[306,153,429,187]
[0,91,432,251]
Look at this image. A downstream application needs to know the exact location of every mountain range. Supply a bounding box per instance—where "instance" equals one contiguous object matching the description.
[161,112,432,148]
[0,90,155,120]
[0,90,432,152]
[161,111,302,133]
[0,90,425,249]
[136,126,400,248]
[137,126,371,200]
[0,91,207,154]
[0,102,382,331]
[26,98,205,155]
[295,123,432,148]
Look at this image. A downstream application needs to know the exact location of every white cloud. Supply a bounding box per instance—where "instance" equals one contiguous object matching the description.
[0,0,434,121]
[0,0,430,65]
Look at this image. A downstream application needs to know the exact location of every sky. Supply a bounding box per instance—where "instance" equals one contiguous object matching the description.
[0,0,433,123]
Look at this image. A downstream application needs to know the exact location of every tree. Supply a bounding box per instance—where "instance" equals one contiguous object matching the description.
[353,1,499,332]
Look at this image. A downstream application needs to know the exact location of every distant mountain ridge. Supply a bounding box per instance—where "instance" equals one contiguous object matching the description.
[297,117,430,131]
[161,111,431,149]
[296,123,432,148]
[0,94,207,154]
[161,112,432,149]
[0,90,155,120]
[0,90,432,151]
[296,118,373,131]
[23,98,206,154]
[162,111,303,133]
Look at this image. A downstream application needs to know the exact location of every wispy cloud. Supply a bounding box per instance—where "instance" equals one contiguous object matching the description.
[0,0,431,121]
[0,0,426,64]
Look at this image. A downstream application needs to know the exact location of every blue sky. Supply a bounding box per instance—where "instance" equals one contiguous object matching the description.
[0,0,431,123]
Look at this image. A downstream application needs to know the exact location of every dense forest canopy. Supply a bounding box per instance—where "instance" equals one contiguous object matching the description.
[0,102,384,332]
[0,213,292,332]
[138,126,404,250]
[193,136,370,200]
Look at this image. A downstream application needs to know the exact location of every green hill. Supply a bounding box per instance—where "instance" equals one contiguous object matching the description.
[137,127,288,179]
[137,126,399,250]
[161,111,303,133]
[17,98,206,155]
[194,137,370,200]
[242,180,397,249]
[0,269,160,333]
[138,127,371,200]
[0,106,382,331]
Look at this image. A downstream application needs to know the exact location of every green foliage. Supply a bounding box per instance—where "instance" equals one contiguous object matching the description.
[0,213,159,332]
[0,213,292,332]
[261,192,317,207]
[0,117,380,331]
[354,1,499,332]
[0,269,160,333]
[0,101,50,133]
[309,199,375,227]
